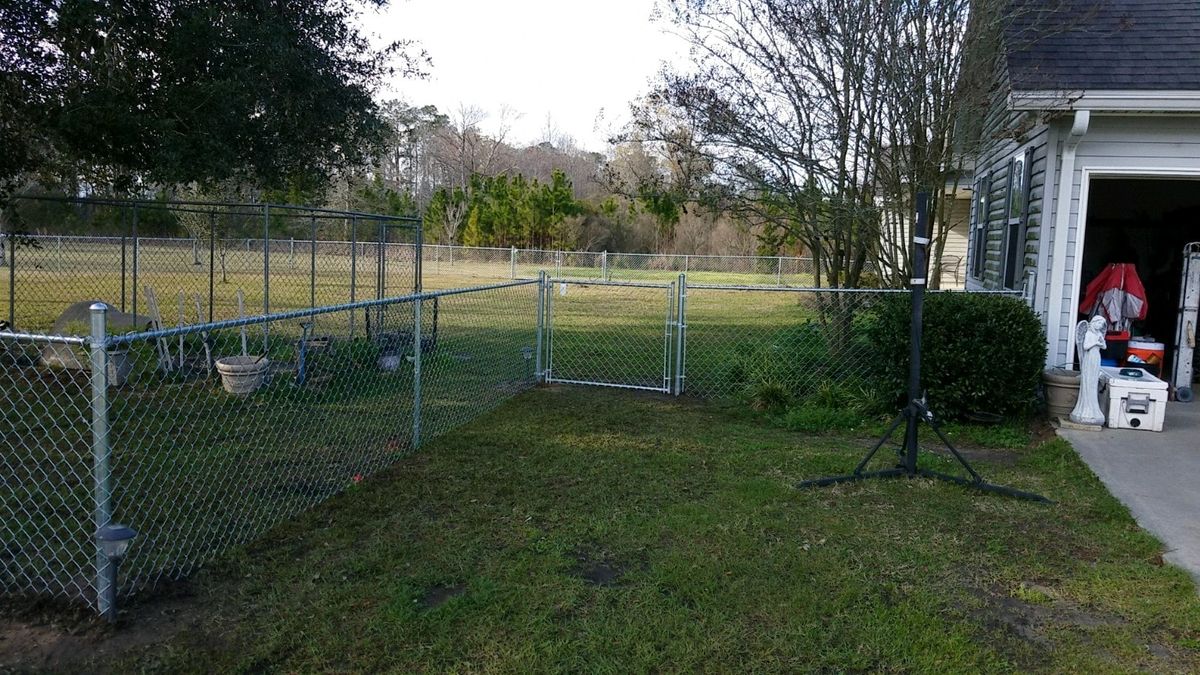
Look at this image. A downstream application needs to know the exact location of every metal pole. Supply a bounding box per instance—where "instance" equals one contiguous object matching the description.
[545,274,555,382]
[414,223,422,293]
[6,222,13,327]
[664,281,675,393]
[310,215,317,309]
[89,303,115,620]
[412,297,423,449]
[349,216,357,337]
[535,271,546,382]
[262,205,270,352]
[510,246,516,280]
[120,210,127,312]
[131,206,139,322]
[208,212,215,323]
[262,205,270,316]
[905,192,931,473]
[675,273,687,395]
[684,254,689,274]
[601,250,608,281]
[777,256,783,286]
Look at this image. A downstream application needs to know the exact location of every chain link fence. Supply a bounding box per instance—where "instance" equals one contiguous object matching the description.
[2,196,420,334]
[1,279,538,615]
[4,216,1022,618]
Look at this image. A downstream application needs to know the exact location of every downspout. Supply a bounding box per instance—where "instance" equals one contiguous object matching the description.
[1044,109,1091,368]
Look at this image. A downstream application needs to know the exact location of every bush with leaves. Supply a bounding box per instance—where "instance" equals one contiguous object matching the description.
[865,293,1046,420]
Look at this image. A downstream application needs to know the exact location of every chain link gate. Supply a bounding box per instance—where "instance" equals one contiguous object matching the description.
[541,277,684,393]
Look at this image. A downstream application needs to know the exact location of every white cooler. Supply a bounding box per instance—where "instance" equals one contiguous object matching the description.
[1099,366,1168,432]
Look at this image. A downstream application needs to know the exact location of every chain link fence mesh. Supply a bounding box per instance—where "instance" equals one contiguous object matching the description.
[681,287,902,400]
[1,280,538,611]
[545,280,676,392]
[3,198,1022,617]
[2,198,419,335]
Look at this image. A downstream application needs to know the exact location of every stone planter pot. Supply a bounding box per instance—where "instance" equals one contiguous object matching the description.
[215,356,269,395]
[1043,367,1080,420]
[106,349,132,387]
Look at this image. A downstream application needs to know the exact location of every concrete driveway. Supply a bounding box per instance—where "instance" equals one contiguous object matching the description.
[1059,403,1200,583]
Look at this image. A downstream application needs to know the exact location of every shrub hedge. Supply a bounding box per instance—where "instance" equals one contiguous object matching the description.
[865,293,1046,420]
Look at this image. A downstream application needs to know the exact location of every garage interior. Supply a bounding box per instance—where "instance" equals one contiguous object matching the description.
[1080,177,1200,391]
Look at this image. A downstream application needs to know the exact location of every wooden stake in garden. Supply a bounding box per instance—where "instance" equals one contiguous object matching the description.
[144,286,174,373]
[193,294,212,374]
[177,291,186,369]
[236,288,248,357]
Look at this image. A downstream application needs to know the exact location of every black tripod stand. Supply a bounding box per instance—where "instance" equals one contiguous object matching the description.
[796,192,1049,503]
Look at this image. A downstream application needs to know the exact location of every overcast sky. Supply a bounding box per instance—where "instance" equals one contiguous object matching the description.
[374,0,689,153]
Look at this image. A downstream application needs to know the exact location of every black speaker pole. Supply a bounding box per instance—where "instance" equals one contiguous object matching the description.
[796,191,1049,503]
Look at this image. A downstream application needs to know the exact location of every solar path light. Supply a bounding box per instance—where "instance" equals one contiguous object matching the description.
[95,523,137,622]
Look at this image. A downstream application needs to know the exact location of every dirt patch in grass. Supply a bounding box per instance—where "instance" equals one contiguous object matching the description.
[967,582,1189,671]
[419,583,466,609]
[568,548,644,587]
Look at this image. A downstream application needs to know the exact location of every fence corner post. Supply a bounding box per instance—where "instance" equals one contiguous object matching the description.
[88,303,115,620]
[412,297,423,449]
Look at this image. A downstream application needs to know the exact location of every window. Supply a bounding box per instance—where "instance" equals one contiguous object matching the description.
[1001,150,1032,290]
[969,172,989,280]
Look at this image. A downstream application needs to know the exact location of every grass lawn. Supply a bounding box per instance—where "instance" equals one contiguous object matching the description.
[7,385,1197,672]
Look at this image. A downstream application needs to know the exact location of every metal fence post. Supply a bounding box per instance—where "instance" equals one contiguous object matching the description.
[412,297,423,449]
[5,225,13,327]
[262,205,270,350]
[684,254,690,274]
[510,246,516,280]
[536,271,546,382]
[777,257,783,286]
[414,224,423,294]
[131,206,139,323]
[88,303,115,620]
[675,274,687,395]
[119,210,127,312]
[262,205,271,315]
[349,216,357,337]
[601,250,608,281]
[309,216,317,309]
[208,215,215,323]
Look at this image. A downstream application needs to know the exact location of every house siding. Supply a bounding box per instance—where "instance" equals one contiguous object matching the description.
[936,196,969,289]
[965,111,1051,294]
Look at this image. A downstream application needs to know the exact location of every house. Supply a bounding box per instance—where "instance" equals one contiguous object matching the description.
[965,0,1200,391]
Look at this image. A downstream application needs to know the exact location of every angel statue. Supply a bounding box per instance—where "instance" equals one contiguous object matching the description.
[1069,315,1108,426]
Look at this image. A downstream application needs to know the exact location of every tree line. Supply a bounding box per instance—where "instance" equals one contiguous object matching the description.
[3,0,1043,286]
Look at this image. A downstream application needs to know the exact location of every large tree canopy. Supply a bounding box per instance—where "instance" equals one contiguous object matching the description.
[0,0,421,195]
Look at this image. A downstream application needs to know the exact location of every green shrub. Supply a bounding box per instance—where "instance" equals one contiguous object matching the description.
[865,293,1046,420]
[746,380,791,414]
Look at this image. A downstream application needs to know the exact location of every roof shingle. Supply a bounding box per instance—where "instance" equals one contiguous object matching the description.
[1006,0,1200,91]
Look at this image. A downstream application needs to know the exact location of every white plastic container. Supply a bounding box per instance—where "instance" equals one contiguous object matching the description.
[1100,366,1168,432]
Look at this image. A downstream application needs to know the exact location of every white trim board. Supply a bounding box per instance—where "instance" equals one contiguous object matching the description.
[1063,167,1200,365]
[1011,90,1200,113]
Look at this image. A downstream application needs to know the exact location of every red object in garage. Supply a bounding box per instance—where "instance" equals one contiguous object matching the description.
[1080,263,1148,331]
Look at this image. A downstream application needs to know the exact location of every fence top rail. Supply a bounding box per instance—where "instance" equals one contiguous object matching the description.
[0,329,87,345]
[547,278,674,290]
[686,283,1025,295]
[107,279,536,346]
[7,194,421,224]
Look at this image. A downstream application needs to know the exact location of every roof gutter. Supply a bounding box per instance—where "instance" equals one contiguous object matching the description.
[1044,110,1091,368]
[1010,90,1200,113]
